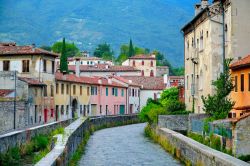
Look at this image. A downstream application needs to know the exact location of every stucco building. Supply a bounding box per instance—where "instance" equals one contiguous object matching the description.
[230,55,250,118]
[182,0,250,113]
[122,54,156,77]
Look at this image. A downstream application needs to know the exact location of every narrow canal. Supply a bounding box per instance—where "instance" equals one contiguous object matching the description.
[79,123,181,166]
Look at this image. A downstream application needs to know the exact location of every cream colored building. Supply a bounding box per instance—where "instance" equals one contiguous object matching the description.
[182,0,250,113]
[122,54,156,77]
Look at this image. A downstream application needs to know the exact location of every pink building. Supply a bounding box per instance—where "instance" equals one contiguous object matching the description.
[88,77,127,116]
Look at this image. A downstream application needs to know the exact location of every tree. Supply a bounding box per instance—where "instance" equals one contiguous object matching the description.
[128,39,135,57]
[60,38,68,73]
[93,43,114,60]
[201,59,235,120]
[52,41,79,57]
[40,45,52,51]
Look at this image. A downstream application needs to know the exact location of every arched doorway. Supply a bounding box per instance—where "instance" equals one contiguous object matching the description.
[72,99,78,118]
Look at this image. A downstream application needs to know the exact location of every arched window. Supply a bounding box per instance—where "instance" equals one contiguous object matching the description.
[133,60,135,66]
[150,70,154,77]
[142,60,144,66]
[141,70,144,76]
[150,61,153,67]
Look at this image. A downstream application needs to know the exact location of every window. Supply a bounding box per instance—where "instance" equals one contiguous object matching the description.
[206,31,209,38]
[66,84,69,94]
[200,31,204,50]
[106,87,109,96]
[141,70,144,76]
[91,86,97,95]
[112,88,115,96]
[44,86,47,97]
[61,83,64,94]
[66,105,69,115]
[121,89,124,97]
[56,83,59,94]
[150,70,154,77]
[129,88,131,96]
[112,88,118,96]
[43,59,47,72]
[249,73,250,91]
[133,60,135,66]
[150,61,153,67]
[51,85,54,97]
[22,60,29,72]
[3,60,10,71]
[241,74,244,92]
[138,90,140,97]
[51,109,54,117]
[87,87,90,96]
[73,85,76,95]
[186,76,189,90]
[235,76,238,92]
[80,86,82,95]
[142,60,144,66]
[52,61,55,74]
[61,105,64,115]
[100,105,102,114]
[132,89,135,97]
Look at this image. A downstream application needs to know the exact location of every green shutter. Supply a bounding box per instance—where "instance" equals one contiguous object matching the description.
[106,87,108,96]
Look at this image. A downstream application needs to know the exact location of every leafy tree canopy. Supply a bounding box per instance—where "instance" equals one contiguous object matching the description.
[93,43,114,60]
[52,41,80,57]
[202,59,235,120]
[40,45,52,51]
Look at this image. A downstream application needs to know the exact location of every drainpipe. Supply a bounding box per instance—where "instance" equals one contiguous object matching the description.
[221,0,225,73]
[13,71,17,129]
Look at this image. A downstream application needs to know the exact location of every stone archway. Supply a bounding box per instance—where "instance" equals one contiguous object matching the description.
[72,99,78,118]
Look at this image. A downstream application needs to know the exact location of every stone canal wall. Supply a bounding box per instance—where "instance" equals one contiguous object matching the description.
[36,114,140,166]
[156,127,249,166]
[0,119,73,153]
[158,115,189,132]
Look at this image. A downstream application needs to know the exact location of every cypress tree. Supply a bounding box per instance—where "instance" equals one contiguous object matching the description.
[128,39,134,57]
[60,37,68,73]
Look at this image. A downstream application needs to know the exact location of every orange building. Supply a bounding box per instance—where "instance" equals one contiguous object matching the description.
[230,55,250,118]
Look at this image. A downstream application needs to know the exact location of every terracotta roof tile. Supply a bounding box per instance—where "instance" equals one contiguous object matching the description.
[122,76,166,90]
[129,54,156,60]
[112,76,141,87]
[0,89,14,97]
[230,55,250,70]
[18,77,46,86]
[55,73,126,88]
[68,64,140,72]
[0,44,59,57]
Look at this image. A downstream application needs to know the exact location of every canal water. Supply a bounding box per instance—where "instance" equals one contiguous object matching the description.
[79,123,181,166]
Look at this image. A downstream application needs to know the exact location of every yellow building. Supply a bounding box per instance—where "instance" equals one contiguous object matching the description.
[122,54,156,77]
[55,73,91,121]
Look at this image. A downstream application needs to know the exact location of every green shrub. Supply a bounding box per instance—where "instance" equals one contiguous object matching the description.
[33,135,49,152]
[238,154,250,162]
[188,132,204,144]
[0,147,20,166]
[211,135,221,151]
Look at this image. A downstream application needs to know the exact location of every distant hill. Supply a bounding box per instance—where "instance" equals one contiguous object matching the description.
[0,0,198,66]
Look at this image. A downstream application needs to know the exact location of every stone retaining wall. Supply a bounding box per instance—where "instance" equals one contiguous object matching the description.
[0,119,73,153]
[158,115,189,132]
[157,127,249,166]
[36,114,140,166]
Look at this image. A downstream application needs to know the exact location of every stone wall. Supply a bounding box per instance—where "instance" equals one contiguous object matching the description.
[36,114,140,166]
[0,101,28,134]
[0,119,72,153]
[234,115,250,157]
[188,113,209,134]
[157,127,249,166]
[158,115,189,132]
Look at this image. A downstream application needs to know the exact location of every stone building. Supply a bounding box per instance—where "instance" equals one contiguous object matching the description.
[182,0,250,113]
[0,42,59,124]
[122,54,156,77]
[156,66,169,77]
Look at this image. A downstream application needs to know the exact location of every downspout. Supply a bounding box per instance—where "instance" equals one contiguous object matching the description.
[221,0,225,73]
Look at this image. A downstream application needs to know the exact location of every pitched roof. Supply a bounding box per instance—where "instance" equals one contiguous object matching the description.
[129,54,156,60]
[112,76,141,87]
[0,44,59,57]
[122,76,166,90]
[230,55,250,70]
[55,73,126,88]
[169,76,184,80]
[68,64,140,72]
[0,89,14,97]
[18,77,46,86]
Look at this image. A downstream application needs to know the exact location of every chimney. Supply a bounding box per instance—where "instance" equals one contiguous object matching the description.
[75,57,80,77]
[201,0,209,9]
[98,78,102,84]
[32,43,36,52]
[108,78,112,84]
[195,4,201,16]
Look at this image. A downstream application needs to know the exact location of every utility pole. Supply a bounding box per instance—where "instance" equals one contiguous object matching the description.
[13,70,17,130]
